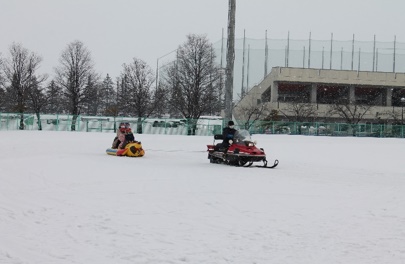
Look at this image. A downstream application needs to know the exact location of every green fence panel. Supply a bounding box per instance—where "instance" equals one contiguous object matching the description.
[1,112,405,138]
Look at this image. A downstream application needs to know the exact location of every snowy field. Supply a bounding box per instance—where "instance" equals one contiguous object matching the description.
[1,130,405,264]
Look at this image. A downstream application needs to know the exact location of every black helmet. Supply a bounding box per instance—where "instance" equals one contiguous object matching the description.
[228,120,234,126]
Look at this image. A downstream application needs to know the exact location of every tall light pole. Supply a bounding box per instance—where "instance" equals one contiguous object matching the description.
[224,0,236,122]
[156,49,177,89]
[401,97,405,124]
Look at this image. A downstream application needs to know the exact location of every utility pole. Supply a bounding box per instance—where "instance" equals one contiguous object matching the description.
[264,30,268,78]
[224,0,236,122]
[241,29,246,99]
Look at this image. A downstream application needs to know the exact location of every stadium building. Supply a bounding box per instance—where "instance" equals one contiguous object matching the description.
[212,35,405,123]
[234,67,405,123]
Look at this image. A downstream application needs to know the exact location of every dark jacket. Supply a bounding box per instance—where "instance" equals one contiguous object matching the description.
[222,126,237,147]
[125,132,135,142]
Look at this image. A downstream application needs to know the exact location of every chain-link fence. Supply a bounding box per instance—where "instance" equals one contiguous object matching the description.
[242,120,405,138]
[211,37,405,97]
[0,113,224,136]
[1,113,404,138]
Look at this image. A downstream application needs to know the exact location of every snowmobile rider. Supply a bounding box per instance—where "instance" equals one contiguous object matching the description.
[222,120,237,149]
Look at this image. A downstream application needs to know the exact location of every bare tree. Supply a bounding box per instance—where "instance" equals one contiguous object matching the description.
[82,75,100,115]
[328,103,372,136]
[0,56,4,110]
[119,58,160,133]
[1,43,46,129]
[380,109,403,125]
[235,100,270,130]
[0,88,5,111]
[280,102,317,123]
[99,74,116,115]
[259,109,282,132]
[27,77,58,130]
[54,40,99,130]
[45,80,63,114]
[0,55,4,87]
[278,102,317,134]
[162,34,222,135]
[151,85,167,118]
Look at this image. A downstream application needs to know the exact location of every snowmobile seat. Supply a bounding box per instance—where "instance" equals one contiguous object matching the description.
[214,143,225,151]
[212,134,225,151]
[214,134,224,140]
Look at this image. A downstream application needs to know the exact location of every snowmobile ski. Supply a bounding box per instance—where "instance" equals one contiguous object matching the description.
[252,159,279,169]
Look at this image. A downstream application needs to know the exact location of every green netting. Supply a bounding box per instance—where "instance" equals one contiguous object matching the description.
[1,113,404,138]
[238,119,405,138]
[210,37,405,95]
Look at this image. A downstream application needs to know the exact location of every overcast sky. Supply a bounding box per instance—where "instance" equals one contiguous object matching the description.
[1,0,404,80]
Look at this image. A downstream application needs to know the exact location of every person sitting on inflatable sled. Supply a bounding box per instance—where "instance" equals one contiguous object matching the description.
[111,123,145,157]
[112,122,134,149]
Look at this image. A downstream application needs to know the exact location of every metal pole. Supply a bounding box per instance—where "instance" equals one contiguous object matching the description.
[376,48,379,71]
[224,0,236,121]
[264,30,268,78]
[287,31,290,67]
[241,29,246,98]
[322,46,324,69]
[155,59,159,89]
[247,44,250,92]
[220,28,224,101]
[340,47,343,70]
[308,31,311,68]
[372,34,376,72]
[303,46,306,68]
[330,33,333,69]
[285,46,287,67]
[357,47,361,76]
[401,98,405,124]
[156,49,177,89]
[220,28,224,68]
[351,34,355,71]
[393,35,396,73]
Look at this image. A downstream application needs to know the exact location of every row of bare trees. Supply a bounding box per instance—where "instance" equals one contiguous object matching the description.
[0,43,48,129]
[0,34,224,134]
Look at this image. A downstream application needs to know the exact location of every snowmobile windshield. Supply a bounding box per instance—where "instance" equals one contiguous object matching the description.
[233,130,252,143]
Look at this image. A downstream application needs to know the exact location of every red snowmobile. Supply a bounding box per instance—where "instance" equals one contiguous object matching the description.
[207,130,279,168]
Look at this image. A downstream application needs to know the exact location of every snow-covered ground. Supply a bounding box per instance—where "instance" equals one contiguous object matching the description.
[1,131,404,264]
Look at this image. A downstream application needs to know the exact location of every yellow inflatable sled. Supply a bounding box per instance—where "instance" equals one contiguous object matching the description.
[106,141,145,157]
